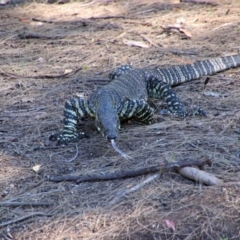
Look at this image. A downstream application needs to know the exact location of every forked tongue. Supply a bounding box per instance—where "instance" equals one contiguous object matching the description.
[111,139,132,159]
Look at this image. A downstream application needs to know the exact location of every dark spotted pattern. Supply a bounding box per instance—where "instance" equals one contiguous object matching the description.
[56,54,240,145]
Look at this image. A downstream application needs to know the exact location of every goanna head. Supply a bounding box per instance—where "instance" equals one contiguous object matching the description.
[95,102,120,140]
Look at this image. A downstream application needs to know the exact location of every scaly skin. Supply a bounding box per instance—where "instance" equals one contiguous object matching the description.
[56,54,240,145]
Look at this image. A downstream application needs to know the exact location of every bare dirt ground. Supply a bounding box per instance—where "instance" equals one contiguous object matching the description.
[1,0,240,239]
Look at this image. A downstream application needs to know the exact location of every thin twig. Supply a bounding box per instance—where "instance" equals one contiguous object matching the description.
[32,18,54,23]
[90,15,126,20]
[0,65,84,79]
[180,0,218,6]
[0,212,51,228]
[140,34,163,48]
[211,22,240,31]
[4,107,46,113]
[140,34,197,55]
[0,202,54,207]
[0,232,12,240]
[18,33,65,40]
[108,173,160,206]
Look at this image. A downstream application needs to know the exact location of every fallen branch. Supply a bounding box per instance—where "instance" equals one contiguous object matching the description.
[0,212,51,228]
[32,18,54,23]
[178,167,223,186]
[180,0,218,6]
[108,173,160,206]
[0,66,83,79]
[0,201,54,207]
[90,16,126,20]
[18,33,65,40]
[48,158,212,183]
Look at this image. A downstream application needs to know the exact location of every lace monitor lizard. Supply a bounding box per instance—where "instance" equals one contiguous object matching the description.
[56,54,240,146]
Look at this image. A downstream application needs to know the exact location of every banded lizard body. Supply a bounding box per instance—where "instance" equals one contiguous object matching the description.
[56,54,240,149]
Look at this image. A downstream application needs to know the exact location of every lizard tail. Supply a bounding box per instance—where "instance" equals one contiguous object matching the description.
[157,54,240,86]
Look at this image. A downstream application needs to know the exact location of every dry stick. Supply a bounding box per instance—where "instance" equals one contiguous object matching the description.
[0,212,51,228]
[0,202,54,207]
[4,107,46,113]
[0,66,83,79]
[31,16,125,25]
[89,16,126,20]
[32,18,54,23]
[140,34,163,48]
[1,232,13,240]
[180,0,218,6]
[108,173,160,206]
[16,179,46,196]
[140,34,197,56]
[18,33,65,40]
[48,159,212,183]
[211,22,240,32]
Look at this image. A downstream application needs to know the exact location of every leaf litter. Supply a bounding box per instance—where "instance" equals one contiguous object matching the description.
[0,0,240,239]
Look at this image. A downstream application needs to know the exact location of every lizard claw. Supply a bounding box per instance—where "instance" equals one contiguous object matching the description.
[196,108,207,117]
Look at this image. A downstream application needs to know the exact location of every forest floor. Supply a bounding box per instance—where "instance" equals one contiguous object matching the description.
[1,0,240,239]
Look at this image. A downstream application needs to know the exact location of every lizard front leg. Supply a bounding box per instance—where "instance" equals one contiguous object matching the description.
[118,99,155,123]
[57,98,94,145]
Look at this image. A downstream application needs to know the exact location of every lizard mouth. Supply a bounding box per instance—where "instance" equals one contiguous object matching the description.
[107,134,117,141]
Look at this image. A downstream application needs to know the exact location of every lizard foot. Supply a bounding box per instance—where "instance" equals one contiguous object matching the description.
[49,131,88,146]
[186,108,207,117]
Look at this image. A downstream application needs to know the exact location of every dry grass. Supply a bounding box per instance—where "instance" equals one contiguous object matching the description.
[1,0,240,239]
